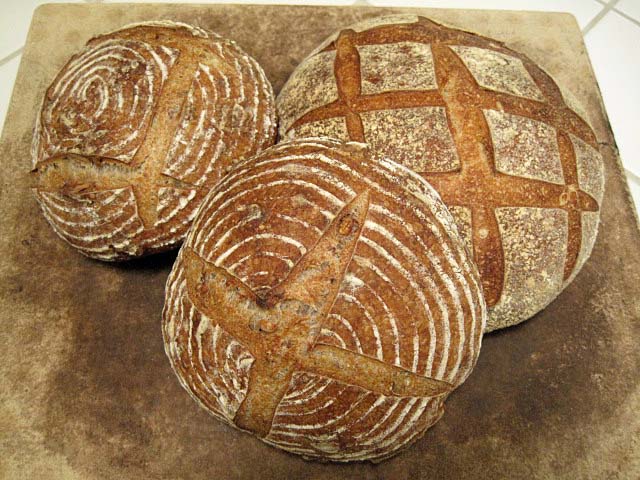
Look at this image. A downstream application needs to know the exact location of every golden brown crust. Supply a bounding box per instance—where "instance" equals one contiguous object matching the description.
[162,137,486,461]
[31,21,276,261]
[277,15,605,331]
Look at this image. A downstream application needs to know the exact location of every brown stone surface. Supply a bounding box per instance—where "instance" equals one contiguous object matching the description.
[0,4,638,479]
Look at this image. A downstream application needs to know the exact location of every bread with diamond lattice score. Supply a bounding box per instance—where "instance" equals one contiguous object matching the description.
[31,21,276,261]
[162,138,486,462]
[277,15,605,331]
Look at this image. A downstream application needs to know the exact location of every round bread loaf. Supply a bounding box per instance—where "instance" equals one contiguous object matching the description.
[163,137,486,462]
[277,15,605,331]
[31,21,276,261]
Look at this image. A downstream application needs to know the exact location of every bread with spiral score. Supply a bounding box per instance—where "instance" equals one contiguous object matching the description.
[31,20,276,261]
[162,137,486,462]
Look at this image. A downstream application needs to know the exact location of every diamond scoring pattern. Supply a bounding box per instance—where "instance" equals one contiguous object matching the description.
[285,16,601,307]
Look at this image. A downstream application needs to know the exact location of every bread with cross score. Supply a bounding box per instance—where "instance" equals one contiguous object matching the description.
[162,138,487,461]
[31,21,276,261]
[276,15,605,332]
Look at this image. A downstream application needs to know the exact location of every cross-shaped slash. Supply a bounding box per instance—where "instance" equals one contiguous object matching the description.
[32,34,209,230]
[183,189,453,438]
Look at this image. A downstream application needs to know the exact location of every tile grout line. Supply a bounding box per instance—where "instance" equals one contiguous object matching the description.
[584,1,640,194]
[0,47,24,68]
[626,169,640,184]
[1,0,103,67]
[612,7,640,28]
[582,0,621,34]
[583,1,621,33]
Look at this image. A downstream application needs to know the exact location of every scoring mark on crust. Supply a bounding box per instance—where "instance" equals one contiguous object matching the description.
[184,189,453,438]
[281,16,601,314]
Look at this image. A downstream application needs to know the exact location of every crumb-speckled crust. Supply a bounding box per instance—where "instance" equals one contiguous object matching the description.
[31,21,276,261]
[277,15,605,331]
[162,138,486,462]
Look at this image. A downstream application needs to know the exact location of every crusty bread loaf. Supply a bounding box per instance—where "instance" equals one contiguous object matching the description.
[31,21,276,261]
[277,15,605,332]
[162,137,486,462]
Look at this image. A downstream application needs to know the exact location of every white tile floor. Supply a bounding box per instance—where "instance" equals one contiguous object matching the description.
[585,8,640,177]
[1,0,638,210]
[0,54,21,129]
[0,0,80,60]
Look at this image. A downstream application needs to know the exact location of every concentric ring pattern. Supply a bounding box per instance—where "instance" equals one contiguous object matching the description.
[32,21,276,260]
[32,38,177,164]
[163,138,486,461]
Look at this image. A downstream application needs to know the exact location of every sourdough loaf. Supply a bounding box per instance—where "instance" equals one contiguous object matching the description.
[163,137,486,461]
[277,15,605,331]
[31,21,276,261]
